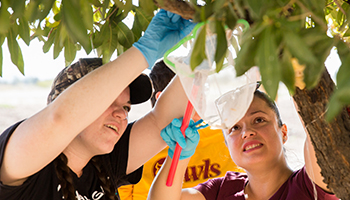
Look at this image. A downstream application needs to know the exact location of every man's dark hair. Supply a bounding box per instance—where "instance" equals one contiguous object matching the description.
[149,60,175,107]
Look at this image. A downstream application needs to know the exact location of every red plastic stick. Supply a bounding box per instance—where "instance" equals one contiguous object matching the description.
[166,100,194,186]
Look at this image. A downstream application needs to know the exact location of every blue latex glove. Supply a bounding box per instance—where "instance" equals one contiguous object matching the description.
[161,118,208,160]
[133,9,196,68]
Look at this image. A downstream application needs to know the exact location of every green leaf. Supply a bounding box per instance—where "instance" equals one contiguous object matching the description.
[24,0,40,22]
[7,28,24,75]
[326,94,343,121]
[336,42,350,88]
[0,34,4,46]
[100,24,114,63]
[10,0,26,19]
[93,23,111,48]
[303,33,333,88]
[54,12,61,22]
[115,42,125,56]
[61,0,92,54]
[257,26,280,100]
[284,31,318,65]
[213,0,226,13]
[300,28,328,47]
[132,6,153,41]
[0,44,3,77]
[64,38,77,66]
[115,22,134,49]
[43,28,57,53]
[231,1,245,19]
[224,5,237,30]
[107,6,128,27]
[280,49,295,95]
[37,0,56,22]
[336,87,350,104]
[343,28,350,37]
[215,21,227,72]
[235,36,258,76]
[204,1,214,20]
[190,25,207,71]
[80,0,94,30]
[139,0,156,16]
[326,85,350,122]
[53,25,64,59]
[0,5,11,34]
[88,0,102,7]
[102,33,118,64]
[18,17,31,46]
[246,0,263,18]
[336,6,346,27]
[102,0,111,17]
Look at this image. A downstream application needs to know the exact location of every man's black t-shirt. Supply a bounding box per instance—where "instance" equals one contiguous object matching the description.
[0,120,143,200]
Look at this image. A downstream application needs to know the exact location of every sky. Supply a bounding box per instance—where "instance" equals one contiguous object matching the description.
[1,39,96,81]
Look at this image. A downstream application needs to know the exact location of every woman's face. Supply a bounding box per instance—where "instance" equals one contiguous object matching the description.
[78,87,131,155]
[223,96,287,170]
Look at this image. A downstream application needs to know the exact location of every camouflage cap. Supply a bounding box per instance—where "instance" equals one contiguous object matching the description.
[47,58,153,105]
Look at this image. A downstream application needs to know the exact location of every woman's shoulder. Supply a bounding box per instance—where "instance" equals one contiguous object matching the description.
[273,167,339,200]
[193,171,248,199]
[219,171,248,191]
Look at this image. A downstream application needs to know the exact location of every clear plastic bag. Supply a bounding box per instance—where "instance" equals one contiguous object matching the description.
[164,21,258,129]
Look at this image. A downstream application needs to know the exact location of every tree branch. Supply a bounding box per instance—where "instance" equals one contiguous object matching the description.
[334,0,347,17]
[153,0,196,19]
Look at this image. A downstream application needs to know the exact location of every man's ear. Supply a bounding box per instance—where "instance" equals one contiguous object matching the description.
[155,91,162,100]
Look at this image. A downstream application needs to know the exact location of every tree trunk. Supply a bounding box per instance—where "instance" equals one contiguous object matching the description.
[292,67,350,199]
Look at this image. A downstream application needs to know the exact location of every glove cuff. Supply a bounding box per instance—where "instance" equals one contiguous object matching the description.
[133,39,157,68]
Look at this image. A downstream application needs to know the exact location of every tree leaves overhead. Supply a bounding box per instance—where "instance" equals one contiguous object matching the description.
[284,31,318,66]
[115,22,134,49]
[1,0,350,122]
[280,49,295,95]
[61,0,92,54]
[0,35,4,77]
[214,20,227,72]
[327,40,350,121]
[0,0,155,75]
[190,24,207,71]
[256,25,280,100]
[7,27,24,75]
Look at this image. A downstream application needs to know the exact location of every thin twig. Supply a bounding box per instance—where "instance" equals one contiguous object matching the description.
[287,12,312,21]
[295,0,327,30]
[334,0,347,16]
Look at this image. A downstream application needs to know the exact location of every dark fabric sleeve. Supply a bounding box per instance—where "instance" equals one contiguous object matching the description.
[103,121,143,189]
[0,120,25,168]
[295,166,339,200]
[193,177,223,200]
[0,120,28,199]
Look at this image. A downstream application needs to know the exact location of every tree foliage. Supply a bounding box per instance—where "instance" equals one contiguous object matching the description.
[0,0,156,73]
[1,1,349,120]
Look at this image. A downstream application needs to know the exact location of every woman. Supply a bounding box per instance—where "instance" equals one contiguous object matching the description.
[148,89,339,200]
[0,10,195,200]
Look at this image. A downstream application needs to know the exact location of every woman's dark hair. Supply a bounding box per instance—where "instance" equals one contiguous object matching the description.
[254,90,283,127]
[54,153,117,200]
[149,60,175,107]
